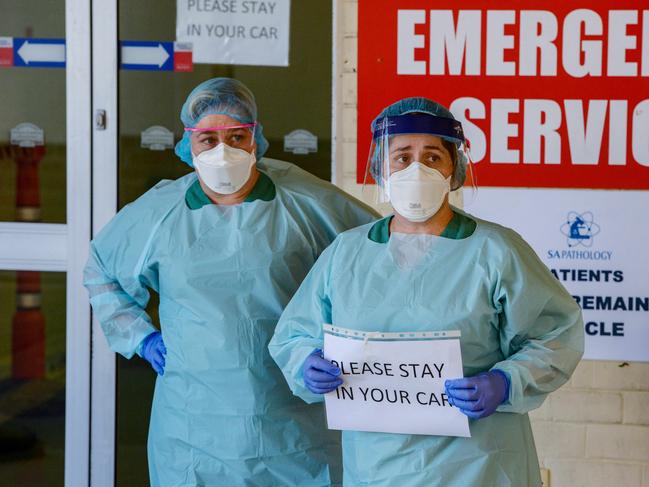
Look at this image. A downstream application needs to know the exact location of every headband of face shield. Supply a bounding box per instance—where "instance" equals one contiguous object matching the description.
[189,123,258,195]
[174,77,269,167]
[366,113,472,205]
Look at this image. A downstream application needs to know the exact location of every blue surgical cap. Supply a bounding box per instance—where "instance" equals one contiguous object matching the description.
[370,97,467,190]
[174,77,270,167]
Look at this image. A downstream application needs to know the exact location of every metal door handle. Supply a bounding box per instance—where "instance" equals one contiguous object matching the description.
[95,109,107,130]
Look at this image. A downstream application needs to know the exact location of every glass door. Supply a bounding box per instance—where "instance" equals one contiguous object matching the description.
[90,1,335,485]
[0,1,91,486]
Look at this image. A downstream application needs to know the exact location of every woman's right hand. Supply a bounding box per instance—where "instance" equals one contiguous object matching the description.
[302,349,343,394]
[140,331,167,376]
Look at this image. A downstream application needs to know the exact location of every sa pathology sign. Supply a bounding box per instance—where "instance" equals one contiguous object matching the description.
[357,2,649,189]
[465,189,649,362]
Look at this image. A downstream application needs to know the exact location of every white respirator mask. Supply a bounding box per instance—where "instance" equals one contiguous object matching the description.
[388,162,451,222]
[192,143,256,195]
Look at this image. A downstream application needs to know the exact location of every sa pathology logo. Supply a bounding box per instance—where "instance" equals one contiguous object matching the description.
[560,212,601,248]
[548,211,610,261]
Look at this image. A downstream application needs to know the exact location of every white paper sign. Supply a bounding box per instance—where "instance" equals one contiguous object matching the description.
[465,188,649,363]
[176,0,290,66]
[323,325,470,438]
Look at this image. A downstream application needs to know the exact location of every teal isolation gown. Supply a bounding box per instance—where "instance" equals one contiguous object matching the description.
[269,211,584,487]
[84,158,379,486]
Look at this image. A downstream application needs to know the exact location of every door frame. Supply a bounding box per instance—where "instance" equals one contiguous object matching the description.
[88,2,340,485]
[65,1,93,485]
[89,1,118,486]
[0,0,92,485]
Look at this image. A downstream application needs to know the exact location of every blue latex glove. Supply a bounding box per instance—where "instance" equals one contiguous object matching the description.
[139,331,167,376]
[445,370,510,419]
[302,349,343,394]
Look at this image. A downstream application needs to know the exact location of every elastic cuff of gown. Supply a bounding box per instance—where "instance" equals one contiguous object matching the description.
[135,337,145,358]
[134,326,158,359]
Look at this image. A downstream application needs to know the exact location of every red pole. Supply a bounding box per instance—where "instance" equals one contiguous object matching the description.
[11,144,46,380]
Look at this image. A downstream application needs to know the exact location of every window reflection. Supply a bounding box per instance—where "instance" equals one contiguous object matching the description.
[0,271,66,486]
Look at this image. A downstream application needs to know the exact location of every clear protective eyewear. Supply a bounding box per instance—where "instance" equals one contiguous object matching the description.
[185,122,257,153]
[364,114,475,203]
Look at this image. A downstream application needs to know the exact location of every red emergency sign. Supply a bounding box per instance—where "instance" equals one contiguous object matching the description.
[357,1,649,189]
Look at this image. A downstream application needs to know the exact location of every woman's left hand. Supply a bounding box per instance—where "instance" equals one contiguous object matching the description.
[445,370,510,419]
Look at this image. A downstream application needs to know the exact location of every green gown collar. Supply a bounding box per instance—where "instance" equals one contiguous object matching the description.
[368,211,476,243]
[185,171,276,210]
[367,216,393,243]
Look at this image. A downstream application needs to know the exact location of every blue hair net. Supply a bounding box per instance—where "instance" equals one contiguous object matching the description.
[174,78,270,167]
[369,97,467,190]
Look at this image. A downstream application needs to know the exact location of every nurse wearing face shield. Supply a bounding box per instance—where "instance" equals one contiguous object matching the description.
[84,77,379,486]
[269,97,585,486]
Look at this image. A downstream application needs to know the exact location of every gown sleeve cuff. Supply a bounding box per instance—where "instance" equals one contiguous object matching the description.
[128,323,158,359]
[490,362,547,414]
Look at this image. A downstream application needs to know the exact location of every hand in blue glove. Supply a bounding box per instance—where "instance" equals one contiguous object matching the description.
[445,370,510,419]
[302,349,343,394]
[140,331,167,376]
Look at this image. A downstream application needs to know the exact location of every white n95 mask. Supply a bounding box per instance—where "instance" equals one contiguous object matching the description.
[192,143,256,195]
[388,162,451,222]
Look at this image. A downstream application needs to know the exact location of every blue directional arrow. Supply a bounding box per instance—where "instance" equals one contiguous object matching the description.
[13,38,66,68]
[120,41,173,71]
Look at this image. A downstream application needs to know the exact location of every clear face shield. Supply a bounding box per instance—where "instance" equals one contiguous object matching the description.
[364,114,474,206]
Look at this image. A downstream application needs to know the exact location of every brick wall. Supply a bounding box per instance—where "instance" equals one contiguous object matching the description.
[530,361,649,486]
[333,2,649,485]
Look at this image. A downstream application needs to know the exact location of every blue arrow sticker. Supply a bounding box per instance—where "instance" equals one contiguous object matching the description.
[13,38,66,68]
[120,41,174,71]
